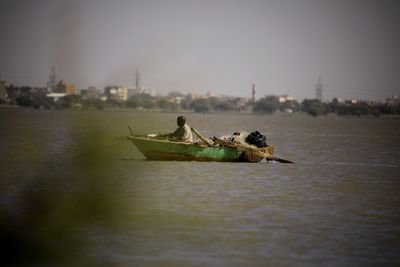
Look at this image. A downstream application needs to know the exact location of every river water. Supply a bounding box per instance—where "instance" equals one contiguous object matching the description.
[0,108,399,266]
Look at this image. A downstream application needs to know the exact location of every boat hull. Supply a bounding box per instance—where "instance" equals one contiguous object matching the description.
[128,136,263,162]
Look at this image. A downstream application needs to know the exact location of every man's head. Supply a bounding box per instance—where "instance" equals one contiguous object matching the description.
[177,116,186,127]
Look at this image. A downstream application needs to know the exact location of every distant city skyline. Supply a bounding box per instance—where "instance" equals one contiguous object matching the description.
[1,0,399,101]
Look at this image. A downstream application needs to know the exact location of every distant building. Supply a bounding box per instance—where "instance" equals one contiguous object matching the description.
[206,91,217,98]
[54,80,77,94]
[386,95,399,105]
[166,91,186,104]
[345,98,358,104]
[104,86,128,101]
[188,93,209,100]
[81,86,101,98]
[278,95,295,103]
[172,96,184,104]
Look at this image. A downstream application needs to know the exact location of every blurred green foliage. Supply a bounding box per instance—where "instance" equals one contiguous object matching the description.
[253,96,281,113]
[253,96,400,117]
[16,92,53,109]
[301,99,328,116]
[0,119,135,266]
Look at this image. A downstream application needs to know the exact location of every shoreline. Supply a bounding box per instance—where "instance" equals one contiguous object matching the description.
[1,104,399,119]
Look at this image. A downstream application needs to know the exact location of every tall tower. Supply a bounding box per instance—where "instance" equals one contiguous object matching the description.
[316,75,323,101]
[47,66,57,92]
[135,69,140,91]
[251,83,256,103]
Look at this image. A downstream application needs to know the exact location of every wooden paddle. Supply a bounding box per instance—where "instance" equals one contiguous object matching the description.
[190,127,213,146]
[128,126,134,135]
[265,156,294,164]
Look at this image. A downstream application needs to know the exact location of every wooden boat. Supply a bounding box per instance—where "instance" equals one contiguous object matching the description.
[127,135,275,163]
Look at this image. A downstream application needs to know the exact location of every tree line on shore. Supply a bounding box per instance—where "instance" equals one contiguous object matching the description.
[254,96,400,116]
[3,91,400,117]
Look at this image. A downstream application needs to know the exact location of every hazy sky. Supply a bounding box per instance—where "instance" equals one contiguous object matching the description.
[1,0,399,101]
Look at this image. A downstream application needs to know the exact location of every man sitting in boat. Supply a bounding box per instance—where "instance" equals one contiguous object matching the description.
[168,116,193,142]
